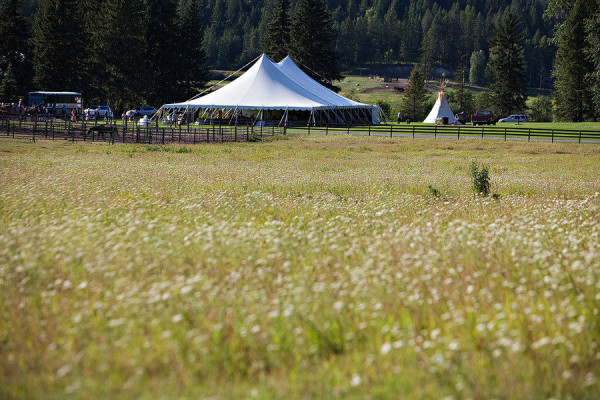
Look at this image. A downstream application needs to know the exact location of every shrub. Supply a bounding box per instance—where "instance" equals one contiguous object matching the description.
[428,185,440,197]
[527,96,553,122]
[470,161,491,196]
[375,100,392,120]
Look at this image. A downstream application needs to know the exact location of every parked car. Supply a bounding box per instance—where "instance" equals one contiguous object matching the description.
[137,106,157,117]
[84,105,112,118]
[471,109,496,126]
[498,114,528,123]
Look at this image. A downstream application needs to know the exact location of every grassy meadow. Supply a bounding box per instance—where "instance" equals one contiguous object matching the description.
[1,136,599,399]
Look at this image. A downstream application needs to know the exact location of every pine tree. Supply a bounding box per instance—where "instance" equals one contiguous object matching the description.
[0,62,18,102]
[553,0,597,121]
[88,0,147,112]
[0,0,32,95]
[31,0,85,90]
[586,2,600,110]
[180,0,209,99]
[290,0,341,90]
[469,50,487,86]
[265,0,290,61]
[421,13,441,78]
[145,0,182,105]
[489,11,527,116]
[400,67,427,121]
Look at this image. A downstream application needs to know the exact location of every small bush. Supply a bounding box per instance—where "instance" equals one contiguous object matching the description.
[247,132,262,142]
[527,96,553,122]
[428,185,440,197]
[375,100,392,120]
[470,161,491,196]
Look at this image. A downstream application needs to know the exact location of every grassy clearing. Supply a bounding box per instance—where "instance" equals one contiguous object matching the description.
[1,137,599,399]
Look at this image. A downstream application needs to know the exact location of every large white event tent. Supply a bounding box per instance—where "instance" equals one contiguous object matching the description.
[160,54,380,125]
[423,90,456,124]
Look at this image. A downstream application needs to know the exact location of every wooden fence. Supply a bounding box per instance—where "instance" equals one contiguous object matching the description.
[0,116,280,144]
[1,116,599,144]
[292,123,600,143]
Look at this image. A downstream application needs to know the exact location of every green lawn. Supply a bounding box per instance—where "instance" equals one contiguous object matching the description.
[1,137,599,399]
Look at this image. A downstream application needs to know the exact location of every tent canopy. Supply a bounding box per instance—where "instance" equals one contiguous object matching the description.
[423,91,456,124]
[162,54,379,121]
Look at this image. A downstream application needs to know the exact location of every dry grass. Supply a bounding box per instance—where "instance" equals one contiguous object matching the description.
[1,136,599,399]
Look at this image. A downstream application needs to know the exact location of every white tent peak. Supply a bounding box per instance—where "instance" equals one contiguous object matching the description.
[423,91,456,124]
[161,53,381,124]
[275,56,363,107]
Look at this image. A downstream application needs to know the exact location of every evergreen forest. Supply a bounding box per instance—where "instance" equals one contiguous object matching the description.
[1,0,599,121]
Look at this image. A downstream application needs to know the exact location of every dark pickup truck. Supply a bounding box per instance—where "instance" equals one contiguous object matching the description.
[471,110,496,126]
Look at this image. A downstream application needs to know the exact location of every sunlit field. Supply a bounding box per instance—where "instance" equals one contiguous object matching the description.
[1,136,599,400]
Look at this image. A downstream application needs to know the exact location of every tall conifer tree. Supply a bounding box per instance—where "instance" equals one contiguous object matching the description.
[88,0,147,111]
[290,0,341,90]
[553,0,596,121]
[400,67,427,121]
[586,2,600,110]
[145,0,182,105]
[0,0,31,95]
[31,0,85,90]
[180,0,209,99]
[489,11,527,115]
[0,63,18,102]
[265,0,290,61]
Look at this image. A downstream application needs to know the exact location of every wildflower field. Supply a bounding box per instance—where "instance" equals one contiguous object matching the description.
[1,136,599,400]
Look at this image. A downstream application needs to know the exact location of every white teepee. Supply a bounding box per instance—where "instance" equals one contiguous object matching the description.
[423,87,456,124]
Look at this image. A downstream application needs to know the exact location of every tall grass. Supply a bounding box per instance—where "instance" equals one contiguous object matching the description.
[0,137,599,399]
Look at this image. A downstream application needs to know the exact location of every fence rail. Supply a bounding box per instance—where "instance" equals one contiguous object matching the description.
[0,116,280,144]
[290,123,600,143]
[1,115,599,144]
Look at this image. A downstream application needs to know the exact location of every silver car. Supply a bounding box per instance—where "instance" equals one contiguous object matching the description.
[498,114,528,123]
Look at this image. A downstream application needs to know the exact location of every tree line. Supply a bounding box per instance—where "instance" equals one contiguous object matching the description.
[0,0,599,121]
[0,0,210,112]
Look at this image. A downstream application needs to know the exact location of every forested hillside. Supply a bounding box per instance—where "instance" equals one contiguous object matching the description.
[4,0,599,122]
[9,0,556,85]
[190,0,556,88]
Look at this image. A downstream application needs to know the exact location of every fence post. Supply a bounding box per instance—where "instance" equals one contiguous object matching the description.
[481,127,484,139]
[389,124,392,138]
[528,129,531,142]
[504,128,507,141]
[307,123,310,135]
[412,125,415,138]
[551,130,554,143]
[434,125,437,139]
[368,124,371,136]
[326,123,328,135]
[32,122,35,143]
[579,131,582,144]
